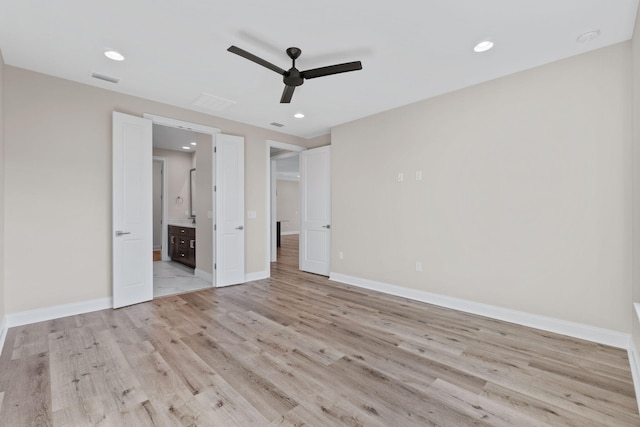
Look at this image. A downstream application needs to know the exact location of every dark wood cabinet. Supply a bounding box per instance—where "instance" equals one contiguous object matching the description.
[168,225,196,268]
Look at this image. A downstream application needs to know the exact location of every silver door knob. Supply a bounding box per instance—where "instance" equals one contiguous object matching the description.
[322,225,331,229]
[236,226,244,230]
[115,230,131,236]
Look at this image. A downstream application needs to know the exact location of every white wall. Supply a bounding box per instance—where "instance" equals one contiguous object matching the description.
[632,8,640,354]
[0,50,5,326]
[195,132,213,275]
[332,42,632,333]
[152,160,163,249]
[3,66,309,314]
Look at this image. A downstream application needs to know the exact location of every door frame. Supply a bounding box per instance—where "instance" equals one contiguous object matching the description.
[265,140,306,276]
[152,156,170,261]
[143,113,221,284]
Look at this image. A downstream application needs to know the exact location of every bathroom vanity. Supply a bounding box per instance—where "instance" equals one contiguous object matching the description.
[168,225,196,268]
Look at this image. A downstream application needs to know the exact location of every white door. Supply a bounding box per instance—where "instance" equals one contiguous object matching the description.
[270,159,277,262]
[216,134,245,286]
[299,145,331,276]
[112,112,153,308]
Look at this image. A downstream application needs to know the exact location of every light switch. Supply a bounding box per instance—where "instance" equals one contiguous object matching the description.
[398,172,404,182]
[416,171,423,181]
[248,211,257,219]
[207,211,213,219]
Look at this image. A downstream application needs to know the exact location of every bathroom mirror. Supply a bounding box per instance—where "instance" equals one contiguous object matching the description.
[190,168,196,218]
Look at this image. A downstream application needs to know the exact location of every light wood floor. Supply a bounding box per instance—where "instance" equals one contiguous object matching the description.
[1,235,638,426]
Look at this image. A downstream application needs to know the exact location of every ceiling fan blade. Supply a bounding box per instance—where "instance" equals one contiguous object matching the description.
[227,45,286,75]
[280,85,296,103]
[301,61,362,79]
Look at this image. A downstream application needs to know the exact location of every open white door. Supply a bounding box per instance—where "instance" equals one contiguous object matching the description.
[270,159,278,262]
[216,134,245,286]
[112,112,153,308]
[300,145,331,276]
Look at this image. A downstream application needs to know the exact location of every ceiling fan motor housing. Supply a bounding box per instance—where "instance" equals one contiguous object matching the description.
[284,69,304,87]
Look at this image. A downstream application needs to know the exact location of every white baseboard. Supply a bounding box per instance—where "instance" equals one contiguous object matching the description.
[281,231,299,236]
[195,268,213,284]
[0,316,7,358]
[6,297,113,329]
[329,272,630,349]
[245,270,269,283]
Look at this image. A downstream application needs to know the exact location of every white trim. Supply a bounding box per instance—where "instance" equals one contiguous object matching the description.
[0,316,7,358]
[281,231,300,235]
[195,268,213,284]
[628,337,640,413]
[265,140,306,276]
[245,270,269,283]
[143,113,221,135]
[5,297,113,329]
[329,272,631,349]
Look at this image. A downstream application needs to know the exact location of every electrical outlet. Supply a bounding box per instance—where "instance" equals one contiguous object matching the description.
[416,171,423,181]
[398,172,404,182]
[339,251,344,260]
[415,261,422,272]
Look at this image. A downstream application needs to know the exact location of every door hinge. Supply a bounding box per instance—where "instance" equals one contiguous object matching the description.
[214,224,216,231]
[214,146,217,153]
[214,263,217,270]
[214,185,216,192]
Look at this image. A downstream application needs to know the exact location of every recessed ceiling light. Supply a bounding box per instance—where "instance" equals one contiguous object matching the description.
[182,146,190,150]
[294,113,305,119]
[576,30,601,43]
[190,142,197,146]
[104,50,125,61]
[473,40,494,53]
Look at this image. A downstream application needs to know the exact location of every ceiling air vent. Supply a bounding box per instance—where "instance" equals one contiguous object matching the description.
[270,122,285,128]
[91,72,119,84]
[192,92,236,112]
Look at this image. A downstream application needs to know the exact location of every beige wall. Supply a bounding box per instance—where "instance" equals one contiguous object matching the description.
[3,66,308,314]
[152,148,194,221]
[0,50,5,324]
[276,180,300,233]
[332,42,632,333]
[632,9,640,353]
[195,132,213,275]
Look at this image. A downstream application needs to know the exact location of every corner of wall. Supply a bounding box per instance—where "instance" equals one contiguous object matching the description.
[0,47,6,356]
[631,0,640,398]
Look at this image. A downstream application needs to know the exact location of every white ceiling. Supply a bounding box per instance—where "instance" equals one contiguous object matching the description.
[1,1,637,139]
[153,124,198,152]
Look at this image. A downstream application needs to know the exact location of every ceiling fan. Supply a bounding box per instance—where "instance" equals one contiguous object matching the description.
[227,45,363,103]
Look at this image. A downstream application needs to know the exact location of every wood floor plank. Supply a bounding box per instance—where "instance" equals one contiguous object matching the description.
[0,234,638,425]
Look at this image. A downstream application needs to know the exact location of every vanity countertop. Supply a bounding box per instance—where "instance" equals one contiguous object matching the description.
[168,220,196,229]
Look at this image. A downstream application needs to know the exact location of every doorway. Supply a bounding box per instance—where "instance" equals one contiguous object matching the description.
[266,140,305,274]
[113,112,246,307]
[152,124,213,297]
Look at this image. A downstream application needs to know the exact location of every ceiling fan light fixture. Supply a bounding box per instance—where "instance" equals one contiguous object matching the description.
[104,49,125,61]
[190,141,197,146]
[294,113,305,119]
[473,40,494,53]
[182,146,190,150]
